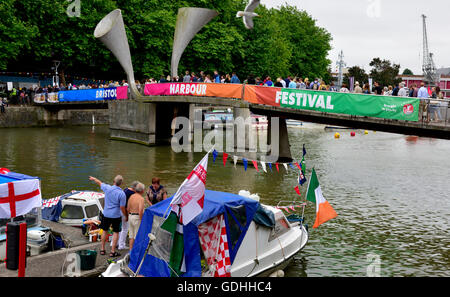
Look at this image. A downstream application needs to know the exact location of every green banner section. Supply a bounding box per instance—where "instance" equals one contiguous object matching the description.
[275,89,420,122]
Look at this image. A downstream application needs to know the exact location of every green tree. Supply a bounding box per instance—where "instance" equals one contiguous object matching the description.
[402,68,414,75]
[1,0,333,83]
[369,58,401,87]
[344,66,369,86]
[0,0,37,69]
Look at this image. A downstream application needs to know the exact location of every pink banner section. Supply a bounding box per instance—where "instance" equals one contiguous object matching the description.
[144,83,243,99]
[116,86,128,99]
[144,83,171,96]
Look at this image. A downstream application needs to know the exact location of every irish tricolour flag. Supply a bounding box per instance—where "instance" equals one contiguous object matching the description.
[306,168,338,228]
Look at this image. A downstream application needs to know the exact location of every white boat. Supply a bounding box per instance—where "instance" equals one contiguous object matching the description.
[101,190,308,277]
[42,191,105,227]
[204,111,268,130]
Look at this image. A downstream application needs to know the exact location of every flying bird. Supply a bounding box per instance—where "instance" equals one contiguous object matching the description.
[236,0,261,30]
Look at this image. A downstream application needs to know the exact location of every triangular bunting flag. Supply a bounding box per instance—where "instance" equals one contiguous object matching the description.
[294,162,302,170]
[260,161,267,173]
[289,163,297,170]
[294,185,301,196]
[275,163,279,172]
[233,156,238,168]
[223,153,229,167]
[243,159,248,171]
[267,163,272,172]
[252,160,259,172]
[212,150,218,163]
[283,163,288,172]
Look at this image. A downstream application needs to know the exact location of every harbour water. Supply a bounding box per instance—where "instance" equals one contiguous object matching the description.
[1,124,449,277]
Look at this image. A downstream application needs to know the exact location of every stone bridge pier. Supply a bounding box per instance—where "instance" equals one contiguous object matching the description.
[109,100,192,145]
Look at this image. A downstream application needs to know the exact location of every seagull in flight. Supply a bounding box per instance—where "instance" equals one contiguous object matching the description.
[236,0,261,30]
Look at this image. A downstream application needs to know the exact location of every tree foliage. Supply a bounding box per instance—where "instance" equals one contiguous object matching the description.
[344,66,369,86]
[402,68,414,75]
[1,0,333,82]
[369,58,402,87]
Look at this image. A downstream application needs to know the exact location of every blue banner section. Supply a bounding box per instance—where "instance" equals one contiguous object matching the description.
[58,88,117,102]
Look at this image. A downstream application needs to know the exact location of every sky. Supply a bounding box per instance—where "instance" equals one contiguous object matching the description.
[263,0,450,75]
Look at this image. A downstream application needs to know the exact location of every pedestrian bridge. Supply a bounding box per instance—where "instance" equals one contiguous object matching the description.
[36,83,450,160]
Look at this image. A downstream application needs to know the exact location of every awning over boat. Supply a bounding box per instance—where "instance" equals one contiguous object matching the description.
[128,190,259,277]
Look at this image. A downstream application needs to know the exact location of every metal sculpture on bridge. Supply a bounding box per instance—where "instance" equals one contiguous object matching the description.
[236,0,261,30]
[171,8,219,79]
[94,9,141,99]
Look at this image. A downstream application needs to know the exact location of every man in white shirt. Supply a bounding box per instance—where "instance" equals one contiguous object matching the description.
[398,82,409,97]
[417,82,429,99]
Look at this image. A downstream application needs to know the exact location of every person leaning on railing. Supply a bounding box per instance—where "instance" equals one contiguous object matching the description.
[429,87,443,123]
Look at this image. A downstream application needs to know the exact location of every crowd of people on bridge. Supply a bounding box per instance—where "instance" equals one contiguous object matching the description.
[1,69,447,122]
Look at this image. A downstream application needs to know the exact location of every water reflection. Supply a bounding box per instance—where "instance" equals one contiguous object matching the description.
[1,125,449,276]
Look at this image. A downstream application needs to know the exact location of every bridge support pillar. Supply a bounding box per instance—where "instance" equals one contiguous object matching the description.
[267,117,293,163]
[109,100,192,146]
[109,100,157,145]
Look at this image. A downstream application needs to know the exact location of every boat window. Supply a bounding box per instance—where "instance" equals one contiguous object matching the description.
[226,205,247,250]
[60,205,84,220]
[85,204,100,218]
[0,207,40,233]
[98,197,105,209]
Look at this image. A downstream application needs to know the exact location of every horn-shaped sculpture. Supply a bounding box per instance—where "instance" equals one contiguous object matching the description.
[171,8,219,79]
[94,9,141,99]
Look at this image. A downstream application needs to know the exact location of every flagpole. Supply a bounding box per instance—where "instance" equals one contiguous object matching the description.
[299,168,312,246]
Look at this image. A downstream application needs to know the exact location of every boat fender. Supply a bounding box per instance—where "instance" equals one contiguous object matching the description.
[334,133,340,139]
[269,270,285,277]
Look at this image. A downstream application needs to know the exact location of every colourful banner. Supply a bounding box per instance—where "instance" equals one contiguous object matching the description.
[58,87,117,102]
[116,86,128,100]
[144,83,243,99]
[245,87,420,122]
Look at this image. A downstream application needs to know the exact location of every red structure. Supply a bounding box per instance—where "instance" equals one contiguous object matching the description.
[400,74,450,98]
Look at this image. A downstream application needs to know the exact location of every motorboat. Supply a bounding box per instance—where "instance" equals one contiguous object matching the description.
[42,191,105,227]
[101,190,308,277]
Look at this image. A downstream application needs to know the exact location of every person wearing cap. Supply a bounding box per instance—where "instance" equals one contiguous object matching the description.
[354,81,363,93]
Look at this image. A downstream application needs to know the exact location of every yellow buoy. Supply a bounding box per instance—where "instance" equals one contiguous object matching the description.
[334,132,340,139]
[364,130,369,135]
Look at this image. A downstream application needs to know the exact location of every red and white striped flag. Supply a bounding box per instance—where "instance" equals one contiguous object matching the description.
[171,153,209,225]
[0,179,42,219]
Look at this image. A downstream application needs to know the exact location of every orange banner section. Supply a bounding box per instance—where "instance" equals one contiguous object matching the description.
[243,85,282,106]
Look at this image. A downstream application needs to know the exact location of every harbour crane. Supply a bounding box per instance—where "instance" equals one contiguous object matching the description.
[422,14,439,85]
